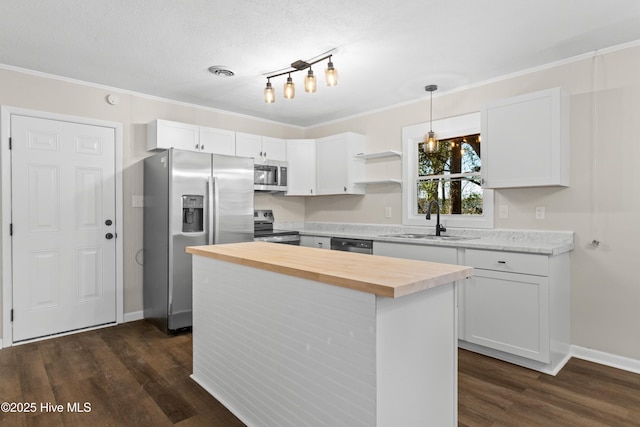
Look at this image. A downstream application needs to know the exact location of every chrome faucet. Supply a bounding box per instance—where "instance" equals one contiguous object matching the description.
[425,200,447,236]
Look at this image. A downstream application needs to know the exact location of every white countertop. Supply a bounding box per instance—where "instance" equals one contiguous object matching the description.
[277,221,574,256]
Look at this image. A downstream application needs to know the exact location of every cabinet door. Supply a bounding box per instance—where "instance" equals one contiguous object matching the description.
[286,139,316,195]
[313,237,331,249]
[373,241,457,264]
[299,236,331,249]
[316,133,365,195]
[147,119,198,151]
[463,269,550,363]
[199,126,235,155]
[481,87,569,188]
[316,134,348,194]
[299,236,314,247]
[235,132,262,159]
[262,137,287,161]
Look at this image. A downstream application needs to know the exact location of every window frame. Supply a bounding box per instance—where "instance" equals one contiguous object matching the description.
[402,112,494,228]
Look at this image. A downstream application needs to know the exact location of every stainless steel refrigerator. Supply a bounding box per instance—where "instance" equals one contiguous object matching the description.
[143,149,254,333]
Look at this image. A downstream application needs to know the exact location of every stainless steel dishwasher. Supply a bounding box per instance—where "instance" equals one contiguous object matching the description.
[330,237,373,254]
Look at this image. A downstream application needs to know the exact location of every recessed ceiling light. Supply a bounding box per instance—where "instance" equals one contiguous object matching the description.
[208,66,235,77]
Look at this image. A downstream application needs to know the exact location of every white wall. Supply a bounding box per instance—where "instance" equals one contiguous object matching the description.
[0,67,305,340]
[302,45,640,361]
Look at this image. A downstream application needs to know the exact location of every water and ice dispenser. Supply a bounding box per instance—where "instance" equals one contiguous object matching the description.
[182,195,204,233]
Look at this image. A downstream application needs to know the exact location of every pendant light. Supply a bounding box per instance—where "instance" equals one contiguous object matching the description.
[325,56,338,86]
[283,73,295,99]
[264,79,275,103]
[304,68,317,93]
[423,84,439,154]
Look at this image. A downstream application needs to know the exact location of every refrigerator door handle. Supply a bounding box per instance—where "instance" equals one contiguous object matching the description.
[208,176,220,244]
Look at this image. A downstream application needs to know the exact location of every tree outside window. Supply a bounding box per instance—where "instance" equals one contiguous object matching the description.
[417,133,482,216]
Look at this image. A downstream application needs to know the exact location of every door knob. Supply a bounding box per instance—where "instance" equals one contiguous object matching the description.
[105,233,114,240]
[105,219,113,226]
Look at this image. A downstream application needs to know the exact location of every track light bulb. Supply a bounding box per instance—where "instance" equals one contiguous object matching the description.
[325,58,338,86]
[264,80,275,103]
[284,74,295,99]
[304,69,317,93]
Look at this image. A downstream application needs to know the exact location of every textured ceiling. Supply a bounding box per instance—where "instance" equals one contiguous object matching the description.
[2,0,640,127]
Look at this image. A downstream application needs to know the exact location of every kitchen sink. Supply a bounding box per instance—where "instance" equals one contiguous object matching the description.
[380,233,480,241]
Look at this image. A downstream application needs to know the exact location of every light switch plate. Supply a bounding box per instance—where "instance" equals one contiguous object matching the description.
[132,195,144,208]
[385,206,392,218]
[499,205,509,219]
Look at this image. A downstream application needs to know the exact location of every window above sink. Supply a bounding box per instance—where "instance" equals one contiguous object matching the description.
[402,112,494,229]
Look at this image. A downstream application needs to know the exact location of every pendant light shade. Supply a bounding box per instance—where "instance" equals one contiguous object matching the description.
[425,131,438,153]
[264,80,275,103]
[325,57,338,86]
[423,84,439,153]
[304,68,317,93]
[284,74,295,99]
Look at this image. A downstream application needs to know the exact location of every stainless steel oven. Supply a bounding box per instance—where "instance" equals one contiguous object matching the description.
[253,209,300,245]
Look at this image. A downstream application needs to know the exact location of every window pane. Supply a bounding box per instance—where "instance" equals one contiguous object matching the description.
[417,175,483,215]
[417,133,482,216]
[418,134,481,176]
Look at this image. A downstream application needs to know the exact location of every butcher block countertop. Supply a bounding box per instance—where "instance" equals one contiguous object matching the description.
[186,241,473,298]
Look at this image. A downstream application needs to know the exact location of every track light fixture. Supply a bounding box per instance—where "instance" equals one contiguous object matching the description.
[423,84,439,154]
[263,52,338,103]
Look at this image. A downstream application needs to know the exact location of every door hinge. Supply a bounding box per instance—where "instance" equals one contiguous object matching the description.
[9,223,13,236]
[8,137,12,150]
[10,309,13,322]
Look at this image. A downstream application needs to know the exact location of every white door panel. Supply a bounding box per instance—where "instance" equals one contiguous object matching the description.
[11,115,117,342]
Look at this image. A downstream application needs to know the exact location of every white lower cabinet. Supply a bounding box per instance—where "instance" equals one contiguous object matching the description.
[459,249,570,374]
[463,267,550,362]
[374,241,571,374]
[373,241,457,264]
[300,235,331,249]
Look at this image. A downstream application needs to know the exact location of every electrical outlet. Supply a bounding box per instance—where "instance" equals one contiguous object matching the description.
[132,195,144,208]
[499,205,509,219]
[535,206,545,219]
[385,206,392,218]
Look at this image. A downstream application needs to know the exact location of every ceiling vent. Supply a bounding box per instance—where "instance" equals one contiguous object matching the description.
[208,66,235,77]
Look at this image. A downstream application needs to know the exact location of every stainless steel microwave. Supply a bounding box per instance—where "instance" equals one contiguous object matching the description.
[254,159,288,192]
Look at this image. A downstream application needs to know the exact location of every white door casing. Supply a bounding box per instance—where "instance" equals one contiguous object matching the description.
[1,107,124,346]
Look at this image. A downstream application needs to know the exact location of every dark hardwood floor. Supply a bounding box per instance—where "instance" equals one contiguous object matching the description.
[1,320,640,426]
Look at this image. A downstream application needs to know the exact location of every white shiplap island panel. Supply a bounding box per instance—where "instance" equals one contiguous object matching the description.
[188,242,472,426]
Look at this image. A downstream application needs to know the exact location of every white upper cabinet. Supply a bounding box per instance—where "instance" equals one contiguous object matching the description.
[481,87,569,188]
[286,139,317,196]
[262,136,287,161]
[147,119,199,151]
[236,132,286,161]
[199,126,235,155]
[147,119,236,154]
[316,132,366,195]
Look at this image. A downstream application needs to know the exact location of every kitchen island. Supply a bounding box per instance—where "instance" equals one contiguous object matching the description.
[186,242,473,427]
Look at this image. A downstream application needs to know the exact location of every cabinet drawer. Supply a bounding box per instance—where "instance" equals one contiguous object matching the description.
[465,249,548,276]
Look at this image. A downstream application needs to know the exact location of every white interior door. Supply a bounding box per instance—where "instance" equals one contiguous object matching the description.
[10,115,117,342]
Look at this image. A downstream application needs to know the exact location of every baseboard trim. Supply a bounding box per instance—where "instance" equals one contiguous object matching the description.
[571,345,640,375]
[124,310,144,323]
